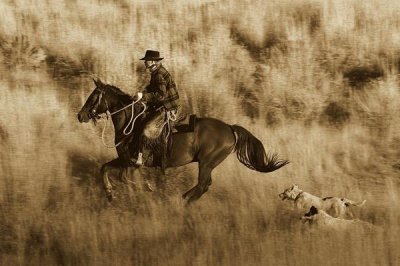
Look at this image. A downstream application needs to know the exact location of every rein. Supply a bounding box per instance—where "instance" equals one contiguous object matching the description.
[95,88,147,148]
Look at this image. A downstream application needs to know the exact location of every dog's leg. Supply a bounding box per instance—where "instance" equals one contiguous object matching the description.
[346,207,354,219]
[292,201,298,210]
[337,205,347,218]
[330,205,339,218]
[295,200,302,210]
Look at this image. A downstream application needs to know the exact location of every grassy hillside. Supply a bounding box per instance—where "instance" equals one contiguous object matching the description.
[0,0,399,265]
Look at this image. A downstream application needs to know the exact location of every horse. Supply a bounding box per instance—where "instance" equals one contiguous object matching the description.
[77,79,289,202]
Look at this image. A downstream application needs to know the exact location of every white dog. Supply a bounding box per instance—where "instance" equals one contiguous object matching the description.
[279,184,366,218]
[301,206,374,230]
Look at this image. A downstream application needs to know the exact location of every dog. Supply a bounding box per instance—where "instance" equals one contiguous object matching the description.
[301,206,374,230]
[279,184,366,218]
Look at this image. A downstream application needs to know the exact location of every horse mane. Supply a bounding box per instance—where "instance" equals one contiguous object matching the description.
[104,84,133,104]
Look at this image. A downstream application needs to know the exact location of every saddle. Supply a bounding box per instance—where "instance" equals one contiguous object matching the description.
[174,114,197,133]
[142,114,197,171]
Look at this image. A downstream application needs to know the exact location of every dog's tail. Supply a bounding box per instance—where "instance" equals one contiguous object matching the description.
[342,199,366,207]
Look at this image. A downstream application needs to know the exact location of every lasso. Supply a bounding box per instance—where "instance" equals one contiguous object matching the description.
[163,109,178,141]
[100,96,147,148]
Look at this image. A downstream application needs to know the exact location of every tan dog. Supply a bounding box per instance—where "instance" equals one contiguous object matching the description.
[301,206,374,230]
[279,184,366,218]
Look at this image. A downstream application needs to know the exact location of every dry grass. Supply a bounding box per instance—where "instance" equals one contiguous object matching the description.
[0,0,399,265]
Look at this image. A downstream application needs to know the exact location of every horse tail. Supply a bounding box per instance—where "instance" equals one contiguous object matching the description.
[231,125,289,173]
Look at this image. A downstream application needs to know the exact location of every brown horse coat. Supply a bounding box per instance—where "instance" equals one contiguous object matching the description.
[77,79,289,202]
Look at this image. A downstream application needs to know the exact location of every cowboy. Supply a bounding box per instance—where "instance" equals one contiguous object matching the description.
[131,50,180,166]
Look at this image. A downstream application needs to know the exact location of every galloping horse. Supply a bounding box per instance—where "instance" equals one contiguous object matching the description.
[77,79,289,202]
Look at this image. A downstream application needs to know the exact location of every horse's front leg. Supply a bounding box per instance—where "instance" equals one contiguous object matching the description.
[119,167,129,184]
[101,158,124,201]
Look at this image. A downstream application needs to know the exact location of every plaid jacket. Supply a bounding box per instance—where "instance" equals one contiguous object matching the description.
[143,64,179,111]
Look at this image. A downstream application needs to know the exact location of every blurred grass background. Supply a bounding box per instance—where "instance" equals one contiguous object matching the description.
[0,0,399,265]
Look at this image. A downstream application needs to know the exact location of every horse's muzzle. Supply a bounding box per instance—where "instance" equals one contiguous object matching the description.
[77,111,89,123]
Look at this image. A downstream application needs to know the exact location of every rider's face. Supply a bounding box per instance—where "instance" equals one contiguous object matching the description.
[144,60,154,69]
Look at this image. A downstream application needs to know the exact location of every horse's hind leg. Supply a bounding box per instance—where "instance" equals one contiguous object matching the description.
[183,164,212,203]
[101,158,124,201]
[183,147,231,202]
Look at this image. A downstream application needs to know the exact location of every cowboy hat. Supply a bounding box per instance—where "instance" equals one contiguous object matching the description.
[140,50,164,61]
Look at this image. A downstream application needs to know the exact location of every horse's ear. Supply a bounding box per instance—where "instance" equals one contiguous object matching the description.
[93,78,103,87]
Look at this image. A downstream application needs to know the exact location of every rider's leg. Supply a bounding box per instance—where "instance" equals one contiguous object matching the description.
[133,110,168,166]
[131,112,156,166]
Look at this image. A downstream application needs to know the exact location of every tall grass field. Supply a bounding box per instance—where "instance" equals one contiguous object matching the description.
[0,0,399,265]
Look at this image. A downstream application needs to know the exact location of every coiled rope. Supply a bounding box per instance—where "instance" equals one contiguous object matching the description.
[100,99,147,148]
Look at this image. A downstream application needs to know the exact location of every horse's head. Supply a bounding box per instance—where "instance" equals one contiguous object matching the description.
[77,79,109,123]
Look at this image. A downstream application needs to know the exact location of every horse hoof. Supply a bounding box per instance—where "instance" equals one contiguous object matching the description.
[145,182,154,192]
[106,191,114,202]
[182,187,197,200]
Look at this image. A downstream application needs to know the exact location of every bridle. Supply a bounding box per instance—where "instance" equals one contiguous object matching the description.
[88,87,107,121]
[89,86,147,148]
